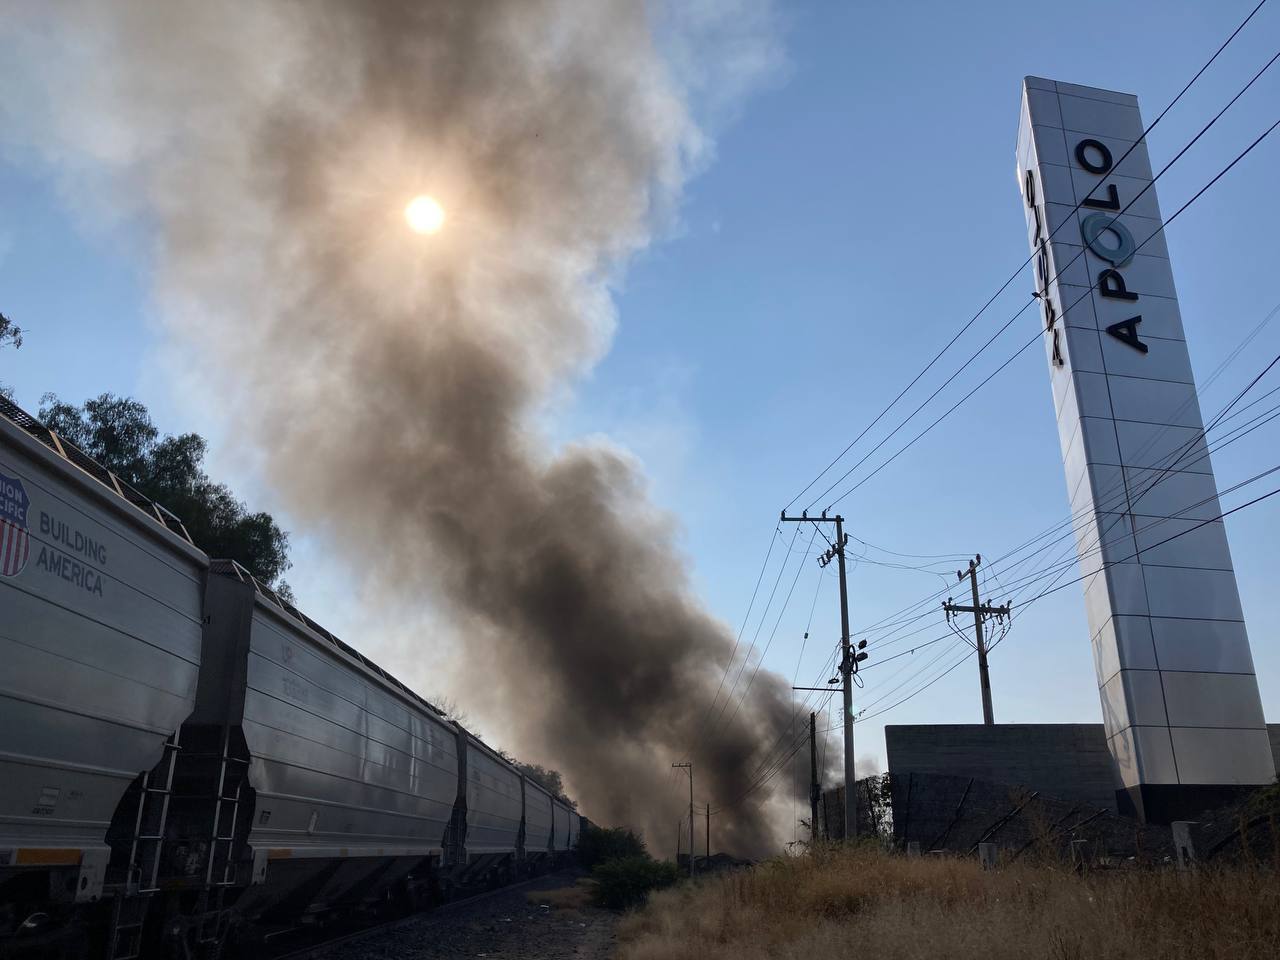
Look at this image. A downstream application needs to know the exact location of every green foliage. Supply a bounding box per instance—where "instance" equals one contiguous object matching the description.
[578,824,648,868]
[858,774,895,840]
[515,762,577,809]
[591,855,680,910]
[0,310,19,400]
[0,311,20,351]
[579,825,677,910]
[37,392,292,586]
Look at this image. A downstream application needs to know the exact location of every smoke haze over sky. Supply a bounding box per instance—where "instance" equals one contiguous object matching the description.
[8,0,1280,854]
[1,0,813,851]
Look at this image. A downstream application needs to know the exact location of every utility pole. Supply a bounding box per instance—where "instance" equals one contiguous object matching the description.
[672,762,694,877]
[705,803,710,862]
[942,554,1011,726]
[782,511,868,841]
[808,711,820,846]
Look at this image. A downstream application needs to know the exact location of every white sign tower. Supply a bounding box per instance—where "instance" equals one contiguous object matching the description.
[1016,77,1274,822]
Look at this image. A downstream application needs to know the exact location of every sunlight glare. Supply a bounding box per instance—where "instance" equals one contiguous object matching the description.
[405,195,445,234]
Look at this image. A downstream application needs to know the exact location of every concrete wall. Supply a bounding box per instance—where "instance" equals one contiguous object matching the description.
[884,723,1280,854]
[887,724,1280,813]
[888,770,1175,860]
[886,724,1118,810]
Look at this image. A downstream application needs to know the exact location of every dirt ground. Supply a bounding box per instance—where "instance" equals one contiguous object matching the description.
[331,872,618,960]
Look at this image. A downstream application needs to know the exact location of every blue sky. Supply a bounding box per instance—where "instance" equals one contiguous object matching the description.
[3,0,1280,786]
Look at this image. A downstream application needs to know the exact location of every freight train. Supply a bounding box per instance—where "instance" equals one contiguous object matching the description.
[0,397,584,958]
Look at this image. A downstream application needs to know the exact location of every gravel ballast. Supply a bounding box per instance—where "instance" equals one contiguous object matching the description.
[323,872,617,960]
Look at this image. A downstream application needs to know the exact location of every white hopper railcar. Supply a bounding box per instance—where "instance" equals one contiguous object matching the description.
[0,397,583,958]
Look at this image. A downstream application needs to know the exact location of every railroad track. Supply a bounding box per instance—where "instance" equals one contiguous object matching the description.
[272,872,570,959]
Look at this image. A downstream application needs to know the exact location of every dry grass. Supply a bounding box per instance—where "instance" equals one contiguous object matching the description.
[615,845,1280,960]
[528,878,596,912]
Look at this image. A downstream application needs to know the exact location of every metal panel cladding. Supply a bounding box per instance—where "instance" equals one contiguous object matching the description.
[551,798,571,852]
[463,736,522,855]
[0,415,205,856]
[1016,77,1274,820]
[241,600,459,857]
[523,780,553,853]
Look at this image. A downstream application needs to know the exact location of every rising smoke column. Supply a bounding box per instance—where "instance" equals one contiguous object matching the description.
[3,0,820,852]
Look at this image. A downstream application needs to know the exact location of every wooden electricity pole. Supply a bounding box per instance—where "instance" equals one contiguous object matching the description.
[782,511,868,841]
[672,762,694,877]
[705,803,710,861]
[808,711,820,845]
[943,554,1011,726]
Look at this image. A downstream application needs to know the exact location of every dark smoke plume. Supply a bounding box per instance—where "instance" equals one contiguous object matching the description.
[3,1,822,852]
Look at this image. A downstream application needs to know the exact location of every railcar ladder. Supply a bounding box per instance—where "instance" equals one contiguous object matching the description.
[107,894,149,960]
[127,733,182,894]
[193,885,233,949]
[112,734,180,959]
[205,727,248,888]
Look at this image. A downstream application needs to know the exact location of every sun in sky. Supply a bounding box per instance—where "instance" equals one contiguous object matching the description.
[404,195,445,234]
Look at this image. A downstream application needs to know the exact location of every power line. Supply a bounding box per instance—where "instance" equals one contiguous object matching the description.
[1029,455,1280,608]
[954,430,1280,660]
[726,598,852,810]
[857,638,968,713]
[949,323,1280,623]
[846,535,969,562]
[728,534,860,802]
[951,439,1280,635]
[866,613,953,651]
[991,420,1279,609]
[705,9,1280,830]
[1013,470,1280,616]
[720,525,822,734]
[986,287,1280,579]
[1002,411,1280,616]
[727,339,1280,813]
[704,531,846,792]
[722,113,1280,820]
[783,0,1271,513]
[687,525,783,756]
[714,641,976,814]
[858,634,953,671]
[977,310,1280,615]
[853,468,1280,725]
[822,108,1280,510]
[808,305,1035,511]
[791,568,825,688]
[845,389,1280,719]
[701,525,802,745]
[718,628,961,816]
[855,649,977,725]
[806,38,1280,516]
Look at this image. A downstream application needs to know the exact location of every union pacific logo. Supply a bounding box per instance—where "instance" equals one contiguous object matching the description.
[0,471,31,578]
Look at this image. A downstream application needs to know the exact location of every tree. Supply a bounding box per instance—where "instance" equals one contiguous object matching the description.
[488,746,577,808]
[38,392,291,586]
[514,762,578,808]
[515,762,565,797]
[0,311,20,351]
[576,824,647,868]
[858,774,894,841]
[0,310,20,400]
[429,694,472,727]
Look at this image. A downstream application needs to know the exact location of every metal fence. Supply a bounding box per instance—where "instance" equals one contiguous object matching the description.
[820,771,1176,864]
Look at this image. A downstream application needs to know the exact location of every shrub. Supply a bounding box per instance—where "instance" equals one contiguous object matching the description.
[578,824,647,868]
[591,855,680,910]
